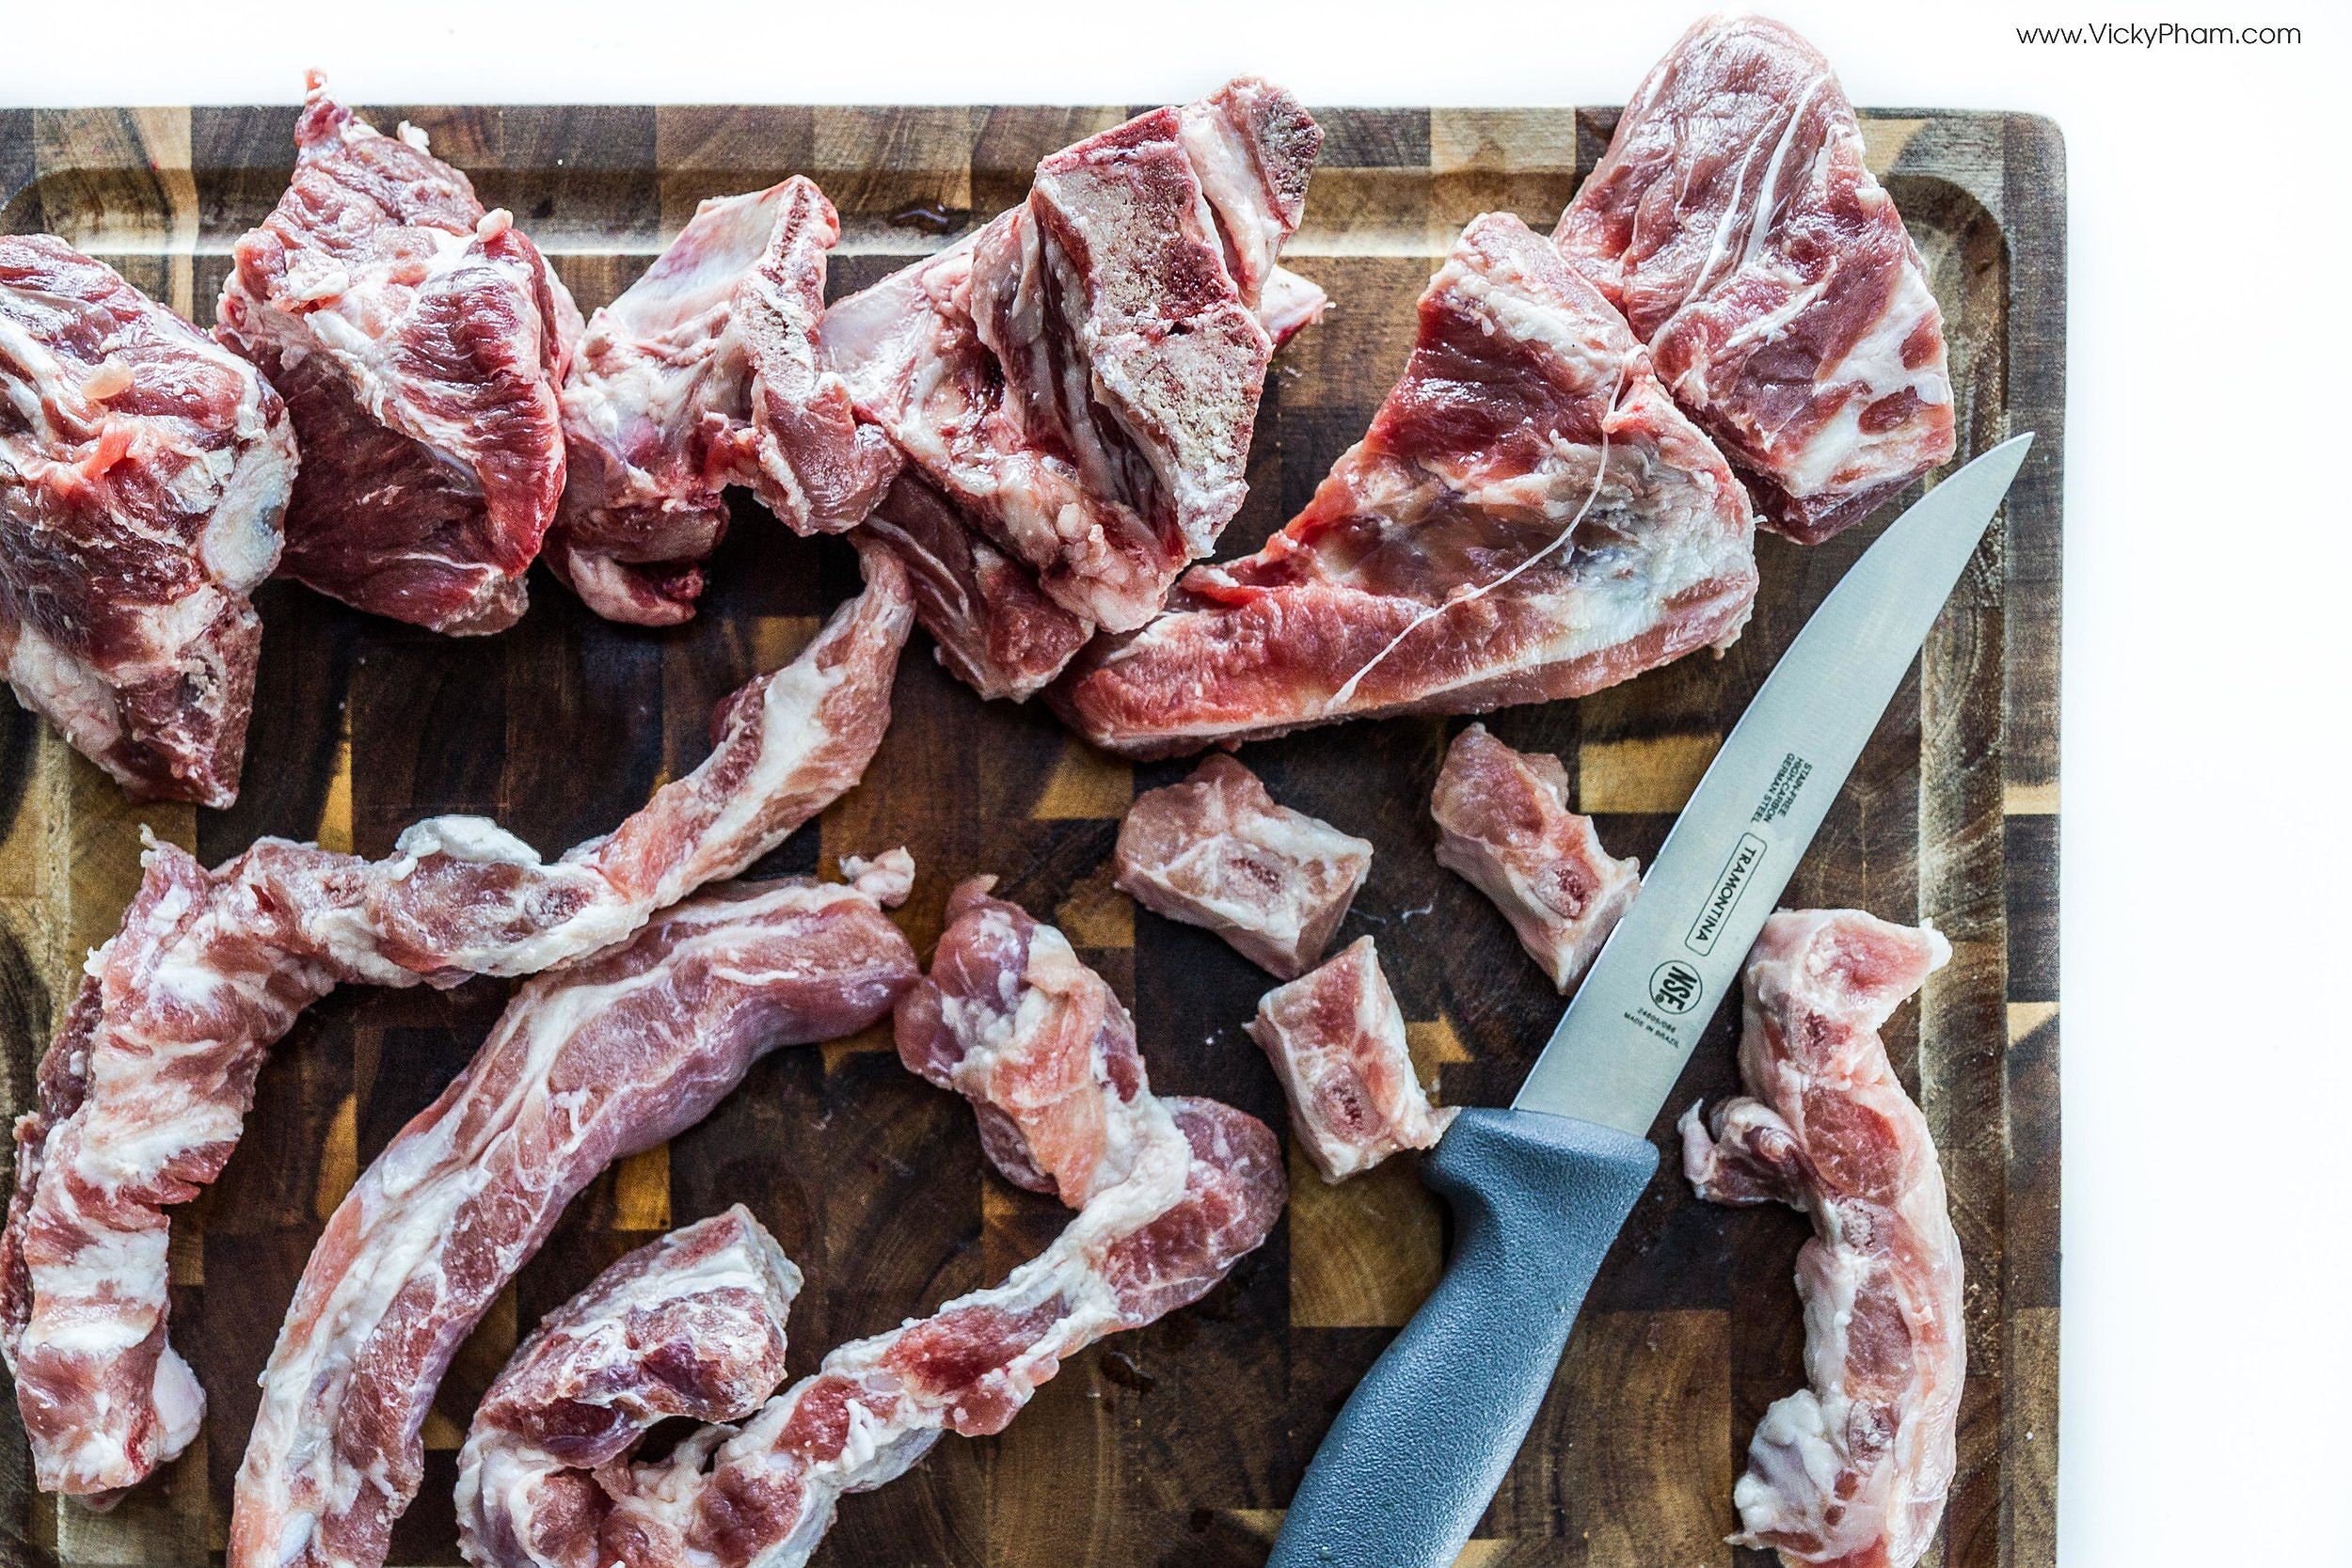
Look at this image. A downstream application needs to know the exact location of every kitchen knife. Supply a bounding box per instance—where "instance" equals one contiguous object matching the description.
[1265,433,2035,1568]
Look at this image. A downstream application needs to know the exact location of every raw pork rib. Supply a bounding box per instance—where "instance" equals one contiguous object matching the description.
[1248,936,1453,1181]
[457,1097,1280,1568]
[893,877,1156,1207]
[0,552,912,1498]
[215,73,578,632]
[827,78,1324,698]
[1057,213,1758,757]
[1678,910,1963,1568]
[1,236,296,806]
[459,879,1284,1568]
[1431,723,1640,991]
[1555,14,1955,543]
[552,178,892,624]
[230,871,919,1568]
[1114,753,1372,978]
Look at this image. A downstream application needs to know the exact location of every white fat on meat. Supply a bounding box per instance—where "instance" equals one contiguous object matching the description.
[1248,936,1454,1181]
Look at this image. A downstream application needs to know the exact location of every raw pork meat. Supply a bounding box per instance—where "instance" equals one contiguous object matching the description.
[0,235,297,806]
[1554,14,1956,543]
[1113,753,1372,978]
[0,553,912,1497]
[215,73,578,633]
[230,871,918,1568]
[893,877,1156,1207]
[827,78,1324,698]
[1248,936,1453,1181]
[551,179,892,624]
[457,1097,1280,1568]
[1431,723,1640,991]
[1678,910,1963,1568]
[1057,213,1758,757]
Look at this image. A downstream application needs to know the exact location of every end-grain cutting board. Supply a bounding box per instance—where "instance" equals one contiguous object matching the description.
[0,100,2062,1568]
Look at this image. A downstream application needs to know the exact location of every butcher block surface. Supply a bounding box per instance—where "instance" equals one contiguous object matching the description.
[0,101,2061,1568]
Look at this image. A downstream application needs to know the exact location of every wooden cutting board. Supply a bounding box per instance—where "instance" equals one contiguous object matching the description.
[0,99,2062,1568]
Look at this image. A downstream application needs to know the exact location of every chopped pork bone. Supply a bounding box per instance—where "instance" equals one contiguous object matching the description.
[0,551,912,1498]
[1555,13,1956,543]
[230,877,918,1568]
[1114,754,1373,978]
[1431,724,1640,991]
[552,178,893,625]
[0,235,297,806]
[1248,937,1454,1181]
[1679,910,1963,1568]
[457,1098,1281,1568]
[215,72,578,633]
[828,78,1323,698]
[1057,213,1758,757]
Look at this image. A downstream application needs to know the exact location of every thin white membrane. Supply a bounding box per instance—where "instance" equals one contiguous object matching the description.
[1321,355,1629,711]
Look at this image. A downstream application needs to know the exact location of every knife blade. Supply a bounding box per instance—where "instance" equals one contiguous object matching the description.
[1266,433,2035,1568]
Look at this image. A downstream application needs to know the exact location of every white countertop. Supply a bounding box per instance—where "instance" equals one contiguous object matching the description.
[8,3,2347,1562]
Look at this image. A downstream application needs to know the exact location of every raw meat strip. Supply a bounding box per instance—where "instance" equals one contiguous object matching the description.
[893,877,1158,1207]
[1678,910,1963,1568]
[1430,723,1640,991]
[1554,14,1956,543]
[827,78,1324,698]
[1056,213,1758,757]
[1113,753,1373,978]
[229,872,918,1568]
[215,73,579,633]
[456,1095,1281,1568]
[1248,936,1453,1181]
[0,235,297,806]
[0,552,912,1498]
[552,179,893,625]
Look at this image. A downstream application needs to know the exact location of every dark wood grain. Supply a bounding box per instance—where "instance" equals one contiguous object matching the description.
[0,99,2063,1568]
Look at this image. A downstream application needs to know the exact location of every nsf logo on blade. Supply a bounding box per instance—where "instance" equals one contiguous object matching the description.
[1648,960,1703,1016]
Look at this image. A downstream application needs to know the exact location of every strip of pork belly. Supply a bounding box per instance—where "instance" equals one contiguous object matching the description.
[229,871,918,1568]
[1677,910,1963,1568]
[0,551,912,1498]
[827,79,1322,696]
[215,72,578,633]
[1248,936,1453,1181]
[1554,14,1955,544]
[0,235,297,807]
[1056,213,1758,758]
[1430,723,1640,992]
[457,1095,1282,1568]
[892,877,1164,1207]
[1113,753,1372,978]
[551,179,893,626]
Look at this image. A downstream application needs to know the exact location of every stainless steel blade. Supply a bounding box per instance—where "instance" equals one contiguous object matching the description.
[1513,434,2034,1132]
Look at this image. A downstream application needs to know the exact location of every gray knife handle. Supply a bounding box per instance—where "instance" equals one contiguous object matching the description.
[1267,1107,1657,1568]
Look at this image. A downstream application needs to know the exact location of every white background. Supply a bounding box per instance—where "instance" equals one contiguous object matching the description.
[6,3,2347,1562]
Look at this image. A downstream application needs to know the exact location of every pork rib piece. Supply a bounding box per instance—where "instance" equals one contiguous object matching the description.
[1431,723,1640,991]
[1248,936,1453,1181]
[1,235,296,807]
[0,551,912,1498]
[1678,910,1963,1568]
[457,1095,1281,1568]
[1114,754,1373,978]
[551,179,892,625]
[230,870,919,1568]
[893,877,1160,1208]
[827,78,1324,699]
[1057,213,1759,757]
[1554,13,1955,543]
[215,73,578,633]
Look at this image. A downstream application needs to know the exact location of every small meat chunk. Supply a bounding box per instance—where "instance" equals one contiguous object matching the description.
[1114,754,1373,979]
[1431,723,1640,991]
[1248,937,1454,1181]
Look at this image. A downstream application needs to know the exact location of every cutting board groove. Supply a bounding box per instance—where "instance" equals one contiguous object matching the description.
[0,100,2062,1568]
